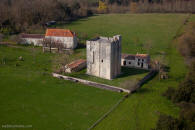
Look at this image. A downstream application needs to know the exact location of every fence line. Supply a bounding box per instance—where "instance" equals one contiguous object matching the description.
[88,70,157,130]
[52,70,157,129]
[52,73,130,93]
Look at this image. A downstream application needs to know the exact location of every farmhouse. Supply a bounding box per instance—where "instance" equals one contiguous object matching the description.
[121,53,150,69]
[45,29,78,49]
[65,59,86,73]
[20,34,44,46]
[86,35,121,80]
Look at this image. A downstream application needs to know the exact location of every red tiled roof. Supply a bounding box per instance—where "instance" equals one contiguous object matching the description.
[136,54,149,59]
[66,59,86,69]
[21,34,45,39]
[45,29,75,37]
[122,53,149,60]
[121,54,135,60]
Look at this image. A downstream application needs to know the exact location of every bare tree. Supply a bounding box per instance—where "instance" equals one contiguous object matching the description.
[0,33,4,42]
[0,0,92,33]
[42,38,65,53]
[54,40,65,53]
[42,38,55,53]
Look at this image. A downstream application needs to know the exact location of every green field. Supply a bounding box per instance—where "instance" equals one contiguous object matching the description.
[0,13,192,130]
[64,67,148,89]
[60,14,188,130]
[0,46,122,130]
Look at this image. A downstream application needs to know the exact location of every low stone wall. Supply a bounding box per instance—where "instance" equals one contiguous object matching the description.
[52,73,130,93]
[130,70,158,93]
[52,71,157,130]
[87,70,158,130]
[52,70,157,94]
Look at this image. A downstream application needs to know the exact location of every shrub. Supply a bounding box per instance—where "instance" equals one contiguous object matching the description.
[0,33,4,42]
[163,87,175,100]
[173,80,194,103]
[10,35,20,44]
[155,21,195,130]
[178,22,195,60]
[172,61,195,103]
[154,105,195,130]
[154,114,183,130]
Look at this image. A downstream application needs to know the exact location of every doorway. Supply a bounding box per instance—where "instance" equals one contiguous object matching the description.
[141,63,143,68]
[123,61,126,66]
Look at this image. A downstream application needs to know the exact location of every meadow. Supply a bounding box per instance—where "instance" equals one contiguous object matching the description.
[60,14,189,129]
[0,46,122,130]
[0,13,193,130]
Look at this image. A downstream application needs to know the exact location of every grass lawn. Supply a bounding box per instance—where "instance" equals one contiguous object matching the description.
[0,46,122,130]
[64,67,148,89]
[0,13,192,130]
[55,14,189,89]
[54,14,189,129]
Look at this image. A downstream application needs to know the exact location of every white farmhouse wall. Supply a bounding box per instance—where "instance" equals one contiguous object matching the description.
[135,57,149,69]
[121,59,136,67]
[121,56,150,70]
[46,36,77,49]
[21,38,43,46]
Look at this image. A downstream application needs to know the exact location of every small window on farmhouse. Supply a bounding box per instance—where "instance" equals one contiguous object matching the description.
[129,62,131,64]
[123,61,126,66]
[138,59,140,61]
[138,62,140,66]
[142,59,144,62]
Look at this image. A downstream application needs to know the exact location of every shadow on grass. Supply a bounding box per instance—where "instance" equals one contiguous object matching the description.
[66,67,149,82]
[55,14,99,27]
[77,43,86,49]
[137,88,150,94]
[118,67,149,78]
[142,72,158,85]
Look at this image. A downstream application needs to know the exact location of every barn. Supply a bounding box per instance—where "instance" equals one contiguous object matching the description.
[45,29,78,49]
[20,34,45,46]
[121,53,150,70]
[65,59,86,73]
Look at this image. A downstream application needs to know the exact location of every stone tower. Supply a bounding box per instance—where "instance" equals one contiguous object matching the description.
[86,35,121,80]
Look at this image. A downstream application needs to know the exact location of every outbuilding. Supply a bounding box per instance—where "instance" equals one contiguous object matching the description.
[20,34,45,46]
[45,29,78,49]
[65,59,86,73]
[121,53,150,70]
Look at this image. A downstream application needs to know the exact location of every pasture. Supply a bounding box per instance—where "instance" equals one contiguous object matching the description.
[0,46,122,130]
[0,13,193,130]
[61,13,189,130]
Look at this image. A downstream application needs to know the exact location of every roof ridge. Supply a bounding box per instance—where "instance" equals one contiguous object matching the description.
[45,29,74,37]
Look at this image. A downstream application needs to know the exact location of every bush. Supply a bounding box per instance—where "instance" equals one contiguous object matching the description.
[173,80,194,103]
[156,21,195,130]
[154,114,183,130]
[0,33,4,42]
[155,105,195,130]
[171,61,195,103]
[178,22,195,61]
[179,102,195,130]
[10,35,20,44]
[163,87,175,100]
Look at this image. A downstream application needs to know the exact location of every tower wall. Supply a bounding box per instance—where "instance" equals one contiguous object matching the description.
[86,35,121,80]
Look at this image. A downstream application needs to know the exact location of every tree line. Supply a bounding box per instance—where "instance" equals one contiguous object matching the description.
[99,0,195,13]
[0,0,92,34]
[154,21,195,130]
[0,0,194,35]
